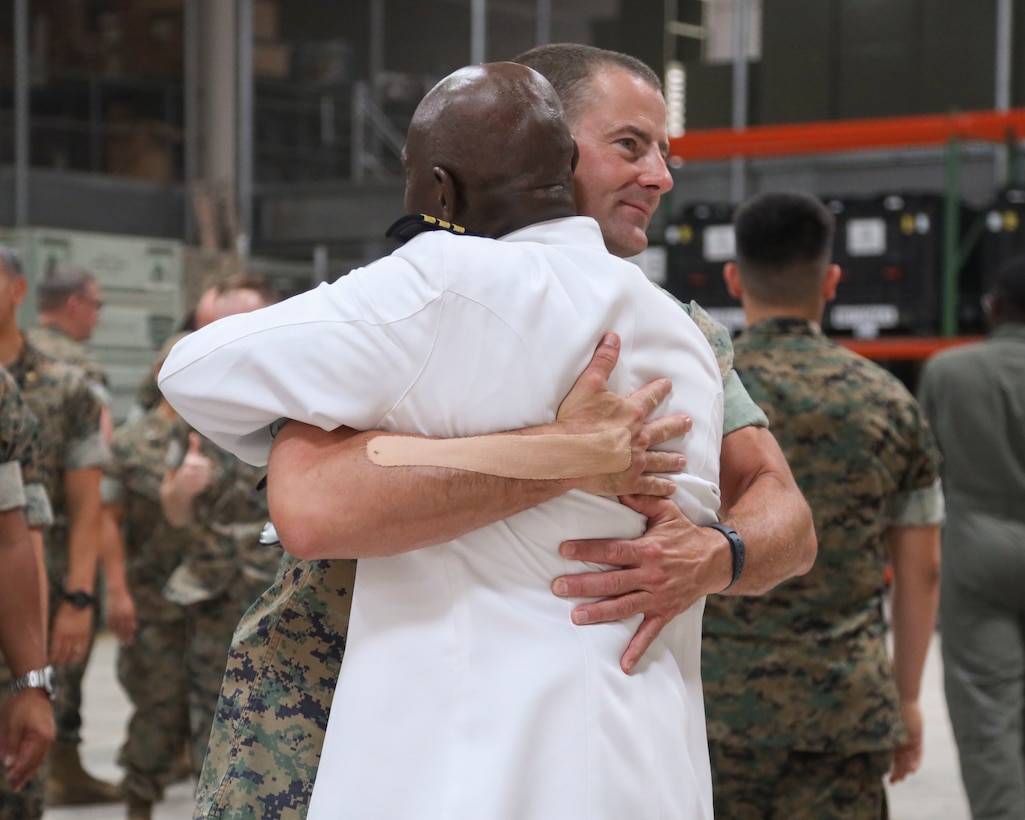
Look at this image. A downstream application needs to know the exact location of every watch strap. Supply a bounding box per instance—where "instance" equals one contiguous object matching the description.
[10,665,56,699]
[62,588,97,608]
[706,523,746,591]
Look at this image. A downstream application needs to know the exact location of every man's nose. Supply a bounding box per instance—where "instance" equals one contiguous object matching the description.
[639,149,673,194]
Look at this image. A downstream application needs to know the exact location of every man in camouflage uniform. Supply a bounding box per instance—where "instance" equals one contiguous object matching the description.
[160,424,281,785]
[189,45,816,820]
[25,263,112,444]
[0,367,54,820]
[24,266,137,658]
[702,190,944,818]
[102,336,193,820]
[0,244,117,808]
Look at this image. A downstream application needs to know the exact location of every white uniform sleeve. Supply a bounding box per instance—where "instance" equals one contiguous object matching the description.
[158,252,446,466]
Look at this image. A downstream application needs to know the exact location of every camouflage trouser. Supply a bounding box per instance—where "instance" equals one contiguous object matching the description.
[118,617,190,802]
[0,665,46,820]
[709,741,893,820]
[184,575,268,779]
[195,557,356,820]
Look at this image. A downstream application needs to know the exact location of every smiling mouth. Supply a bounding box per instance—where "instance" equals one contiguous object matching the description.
[621,200,654,220]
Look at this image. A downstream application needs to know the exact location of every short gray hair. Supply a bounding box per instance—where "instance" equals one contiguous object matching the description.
[37,264,96,311]
[514,43,662,126]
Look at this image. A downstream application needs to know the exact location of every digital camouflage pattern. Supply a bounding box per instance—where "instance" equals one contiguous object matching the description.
[0,367,37,510]
[196,556,356,820]
[0,369,49,820]
[3,339,107,762]
[0,366,52,528]
[5,339,107,578]
[703,318,943,756]
[709,742,892,820]
[103,408,192,803]
[26,323,110,398]
[680,298,768,435]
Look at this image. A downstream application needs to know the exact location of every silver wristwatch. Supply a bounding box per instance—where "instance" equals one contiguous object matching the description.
[10,665,57,699]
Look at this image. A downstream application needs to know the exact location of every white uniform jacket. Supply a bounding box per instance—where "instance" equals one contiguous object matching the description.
[159,215,724,819]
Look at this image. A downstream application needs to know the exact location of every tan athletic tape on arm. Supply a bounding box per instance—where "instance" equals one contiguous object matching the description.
[365,428,632,479]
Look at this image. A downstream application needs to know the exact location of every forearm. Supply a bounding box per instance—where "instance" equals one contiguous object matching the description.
[269,425,575,559]
[29,529,47,635]
[0,510,48,675]
[267,332,684,560]
[715,425,816,596]
[98,508,129,598]
[888,525,941,702]
[62,469,102,592]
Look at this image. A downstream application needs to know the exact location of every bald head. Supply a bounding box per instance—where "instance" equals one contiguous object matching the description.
[403,62,577,238]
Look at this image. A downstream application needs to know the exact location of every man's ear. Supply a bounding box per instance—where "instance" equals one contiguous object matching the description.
[10,274,27,307]
[723,262,743,299]
[432,166,459,222]
[822,263,842,303]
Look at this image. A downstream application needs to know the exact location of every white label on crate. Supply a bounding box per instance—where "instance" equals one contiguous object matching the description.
[703,225,736,262]
[626,246,667,284]
[92,305,163,350]
[830,304,900,335]
[846,218,887,257]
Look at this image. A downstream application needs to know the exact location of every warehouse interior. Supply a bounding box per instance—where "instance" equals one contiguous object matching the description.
[2,0,1024,416]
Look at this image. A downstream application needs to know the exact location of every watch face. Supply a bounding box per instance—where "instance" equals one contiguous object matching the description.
[36,667,56,695]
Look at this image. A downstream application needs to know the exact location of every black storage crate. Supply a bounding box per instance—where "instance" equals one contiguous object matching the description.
[663,202,745,332]
[979,187,1025,289]
[823,193,982,337]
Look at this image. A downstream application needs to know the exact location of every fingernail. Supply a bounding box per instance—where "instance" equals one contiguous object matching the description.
[572,610,590,624]
[552,580,567,596]
[561,543,576,557]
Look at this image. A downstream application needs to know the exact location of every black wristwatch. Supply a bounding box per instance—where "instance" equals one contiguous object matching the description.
[63,589,97,609]
[10,665,57,700]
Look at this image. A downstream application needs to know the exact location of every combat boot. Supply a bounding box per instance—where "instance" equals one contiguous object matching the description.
[45,741,123,805]
[127,795,154,819]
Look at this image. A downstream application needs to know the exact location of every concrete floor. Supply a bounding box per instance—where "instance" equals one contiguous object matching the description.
[44,631,973,820]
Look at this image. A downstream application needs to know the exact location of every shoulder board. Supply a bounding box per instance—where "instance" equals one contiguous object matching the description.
[385,213,483,244]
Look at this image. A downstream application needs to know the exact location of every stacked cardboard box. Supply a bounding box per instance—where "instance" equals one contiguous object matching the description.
[253,0,290,80]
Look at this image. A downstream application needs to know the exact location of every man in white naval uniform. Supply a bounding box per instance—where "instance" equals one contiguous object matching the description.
[160,63,723,819]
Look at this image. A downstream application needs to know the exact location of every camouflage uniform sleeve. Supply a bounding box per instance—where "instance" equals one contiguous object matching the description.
[0,371,30,511]
[0,370,55,525]
[23,484,54,528]
[0,461,26,512]
[891,479,945,527]
[63,370,111,469]
[888,395,946,527]
[682,300,768,435]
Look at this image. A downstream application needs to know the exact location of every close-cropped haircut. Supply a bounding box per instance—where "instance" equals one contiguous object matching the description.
[514,43,661,125]
[0,243,23,278]
[37,264,96,311]
[732,191,835,306]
